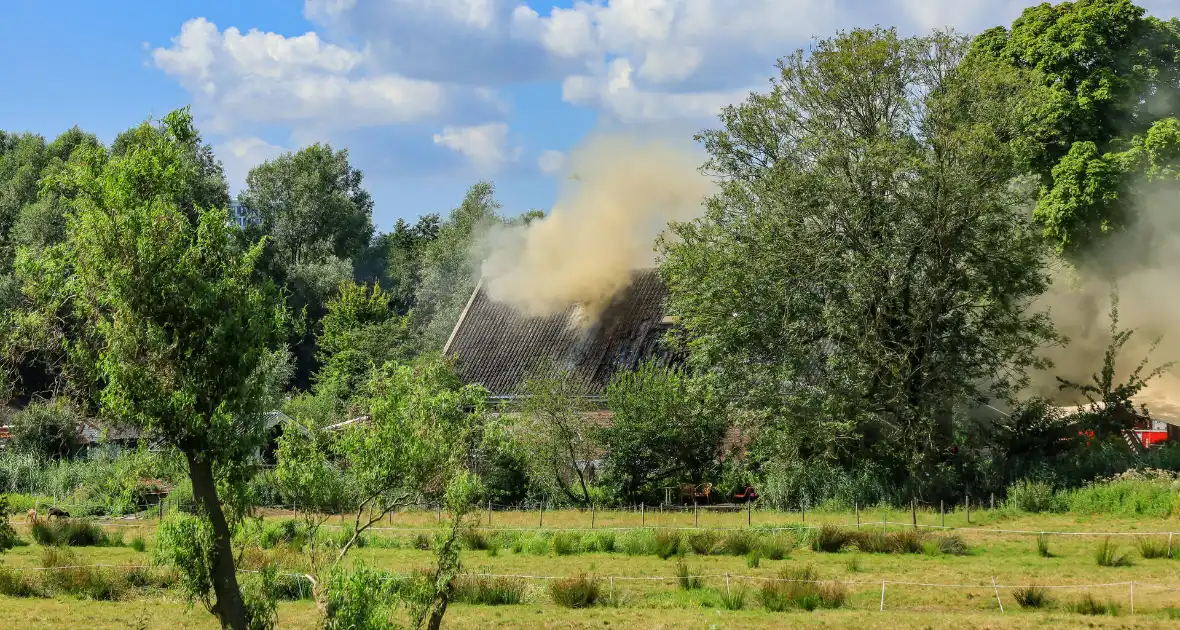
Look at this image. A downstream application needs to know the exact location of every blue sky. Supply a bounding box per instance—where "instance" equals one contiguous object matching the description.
[4,0,1179,231]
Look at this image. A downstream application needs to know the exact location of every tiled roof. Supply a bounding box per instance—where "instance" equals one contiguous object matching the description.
[444,269,670,396]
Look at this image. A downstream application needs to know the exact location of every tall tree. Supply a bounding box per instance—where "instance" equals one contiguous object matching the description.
[969,0,1180,254]
[20,109,284,629]
[659,28,1057,497]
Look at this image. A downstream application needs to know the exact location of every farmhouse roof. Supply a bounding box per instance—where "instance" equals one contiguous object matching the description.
[443,268,672,397]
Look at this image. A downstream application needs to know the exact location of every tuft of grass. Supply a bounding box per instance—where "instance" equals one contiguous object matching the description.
[452,573,526,606]
[552,532,580,556]
[1036,534,1053,558]
[810,525,853,553]
[759,565,846,612]
[853,531,890,554]
[936,534,969,556]
[1094,537,1132,567]
[412,532,431,551]
[39,547,127,600]
[687,530,718,555]
[0,565,41,597]
[745,550,761,568]
[621,530,653,556]
[720,585,746,610]
[31,519,118,547]
[1136,536,1169,559]
[889,529,924,554]
[653,530,681,559]
[853,530,924,554]
[549,573,600,608]
[486,543,499,557]
[721,530,757,556]
[759,536,791,561]
[592,531,616,554]
[460,529,489,551]
[844,555,862,573]
[129,536,146,553]
[675,559,701,590]
[1011,584,1051,609]
[1068,593,1120,616]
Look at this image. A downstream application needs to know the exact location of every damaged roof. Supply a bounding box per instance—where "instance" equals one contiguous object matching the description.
[443,268,672,396]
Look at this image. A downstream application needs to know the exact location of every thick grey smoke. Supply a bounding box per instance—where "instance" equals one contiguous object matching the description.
[480,133,714,319]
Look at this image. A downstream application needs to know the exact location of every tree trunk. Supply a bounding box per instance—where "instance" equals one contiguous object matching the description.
[426,590,450,630]
[186,449,248,630]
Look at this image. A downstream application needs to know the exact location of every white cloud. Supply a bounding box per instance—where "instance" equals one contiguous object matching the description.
[537,149,565,174]
[432,122,521,172]
[562,58,749,123]
[215,136,288,194]
[153,18,452,134]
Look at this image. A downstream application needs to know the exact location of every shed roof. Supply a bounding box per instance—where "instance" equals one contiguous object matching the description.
[443,269,671,396]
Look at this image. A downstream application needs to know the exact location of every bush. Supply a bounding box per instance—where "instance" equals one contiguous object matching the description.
[412,532,431,551]
[653,529,681,559]
[591,531,616,553]
[1037,534,1053,558]
[675,559,701,590]
[549,573,600,608]
[1136,536,1169,559]
[9,399,83,459]
[844,555,862,573]
[687,530,718,555]
[31,519,118,547]
[1068,593,1120,616]
[460,529,490,551]
[759,535,791,561]
[746,550,761,568]
[1005,480,1059,513]
[0,494,20,552]
[258,519,307,550]
[721,530,756,556]
[0,565,41,597]
[889,529,924,554]
[621,530,653,556]
[759,565,845,612]
[811,525,854,553]
[1012,584,1051,609]
[552,532,580,556]
[936,535,969,556]
[129,536,146,553]
[720,585,746,610]
[1060,470,1180,518]
[1094,537,1132,567]
[453,573,526,606]
[321,564,400,630]
[40,547,127,600]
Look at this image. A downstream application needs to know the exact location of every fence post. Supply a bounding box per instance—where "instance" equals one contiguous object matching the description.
[592,503,596,529]
[990,493,995,512]
[437,503,442,523]
[487,501,491,526]
[539,503,544,528]
[882,510,887,534]
[991,576,1004,613]
[609,576,614,604]
[940,500,945,528]
[693,501,699,528]
[1130,581,1134,615]
[879,580,886,611]
[641,503,645,527]
[855,501,860,529]
[911,498,917,530]
[1169,532,1174,558]
[966,493,971,524]
[801,499,806,524]
[725,572,731,599]
[747,500,751,527]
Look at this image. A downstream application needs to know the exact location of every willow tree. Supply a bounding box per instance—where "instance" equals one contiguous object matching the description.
[659,28,1057,499]
[19,108,284,629]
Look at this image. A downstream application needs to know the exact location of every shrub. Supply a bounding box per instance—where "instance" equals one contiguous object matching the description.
[1094,538,1132,567]
[591,531,616,553]
[0,565,41,597]
[653,529,681,559]
[721,530,756,556]
[844,555,862,573]
[811,525,853,553]
[936,535,969,556]
[621,530,652,556]
[552,532,580,556]
[1068,593,1120,616]
[1005,480,1058,513]
[759,565,845,612]
[453,573,526,606]
[1136,536,1169,559]
[688,530,718,555]
[759,536,790,560]
[259,519,306,549]
[40,547,127,600]
[0,494,20,552]
[412,532,431,550]
[549,573,599,608]
[321,564,399,630]
[889,529,924,554]
[1012,584,1051,609]
[526,534,551,555]
[746,550,761,568]
[129,536,147,553]
[675,559,701,590]
[1036,534,1053,558]
[853,531,890,554]
[460,529,489,550]
[9,399,83,459]
[720,585,746,610]
[31,519,117,547]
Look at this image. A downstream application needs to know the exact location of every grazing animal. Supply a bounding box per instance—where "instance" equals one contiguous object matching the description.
[26,508,37,524]
[47,506,69,519]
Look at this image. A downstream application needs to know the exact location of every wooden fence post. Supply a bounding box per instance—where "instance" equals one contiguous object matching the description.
[747,500,751,527]
[991,576,1004,613]
[641,503,645,527]
[855,501,860,529]
[693,501,699,528]
[879,580,886,611]
[591,503,596,529]
[940,500,945,528]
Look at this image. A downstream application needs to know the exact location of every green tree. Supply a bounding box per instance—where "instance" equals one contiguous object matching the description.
[601,361,726,502]
[21,108,285,629]
[968,0,1180,253]
[314,280,419,407]
[659,28,1056,499]
[9,398,82,459]
[513,366,599,506]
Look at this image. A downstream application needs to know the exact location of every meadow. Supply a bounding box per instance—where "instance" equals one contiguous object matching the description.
[4,505,1180,629]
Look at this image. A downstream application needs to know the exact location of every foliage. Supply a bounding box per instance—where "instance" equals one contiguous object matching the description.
[968,0,1180,253]
[758,565,846,612]
[810,525,854,553]
[1006,480,1061,513]
[601,361,726,502]
[1069,593,1121,616]
[154,512,219,611]
[549,573,600,608]
[659,27,1056,502]
[1094,537,1133,566]
[1135,535,1169,559]
[1012,584,1051,609]
[9,398,82,459]
[0,494,19,552]
[451,572,525,606]
[512,365,599,505]
[30,519,117,546]
[320,563,402,630]
[674,559,701,590]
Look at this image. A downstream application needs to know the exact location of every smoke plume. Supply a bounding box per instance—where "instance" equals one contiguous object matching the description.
[1032,185,1180,415]
[480,133,714,319]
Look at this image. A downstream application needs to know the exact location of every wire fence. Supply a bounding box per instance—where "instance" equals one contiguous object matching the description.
[4,562,1176,614]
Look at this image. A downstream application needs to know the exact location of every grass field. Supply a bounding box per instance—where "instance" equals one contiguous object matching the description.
[4,508,1180,628]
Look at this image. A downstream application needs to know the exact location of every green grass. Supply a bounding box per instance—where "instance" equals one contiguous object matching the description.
[549,573,600,608]
[758,565,846,612]
[1067,593,1120,616]
[1135,536,1169,559]
[674,559,701,590]
[452,573,526,606]
[31,520,121,547]
[1094,537,1132,567]
[1011,584,1051,609]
